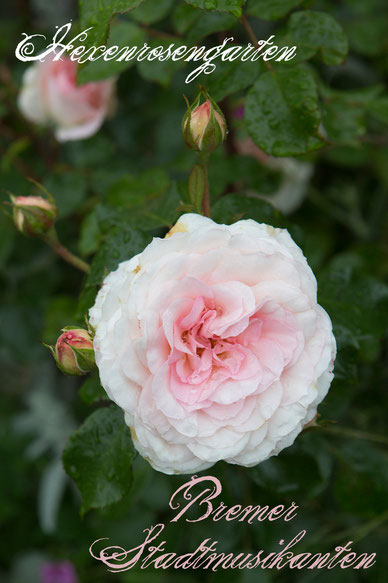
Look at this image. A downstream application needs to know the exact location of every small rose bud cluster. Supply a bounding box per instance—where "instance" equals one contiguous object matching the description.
[46,327,95,376]
[10,194,57,238]
[182,93,227,154]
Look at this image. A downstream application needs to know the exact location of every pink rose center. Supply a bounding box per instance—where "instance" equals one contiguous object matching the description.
[50,58,107,109]
[159,291,303,407]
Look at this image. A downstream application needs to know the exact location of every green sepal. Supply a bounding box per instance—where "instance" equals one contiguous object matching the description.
[9,192,57,237]
[42,342,73,376]
[70,345,96,373]
[200,106,225,153]
[26,178,58,214]
[84,315,96,338]
[182,93,202,150]
[182,88,226,153]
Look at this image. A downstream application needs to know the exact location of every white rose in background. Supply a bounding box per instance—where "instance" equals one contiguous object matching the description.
[18,56,116,142]
[90,214,336,475]
[236,138,314,215]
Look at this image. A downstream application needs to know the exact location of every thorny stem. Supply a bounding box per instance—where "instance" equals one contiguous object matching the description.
[44,229,90,274]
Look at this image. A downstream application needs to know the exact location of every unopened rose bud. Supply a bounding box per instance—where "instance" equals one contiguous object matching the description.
[46,327,95,376]
[11,195,57,237]
[182,95,226,153]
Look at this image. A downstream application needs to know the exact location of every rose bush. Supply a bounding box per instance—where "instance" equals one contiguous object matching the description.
[90,213,336,475]
[18,56,116,141]
[3,0,388,576]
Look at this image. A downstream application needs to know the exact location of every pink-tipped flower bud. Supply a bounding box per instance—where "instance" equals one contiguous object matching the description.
[11,195,57,237]
[46,327,95,376]
[182,94,227,153]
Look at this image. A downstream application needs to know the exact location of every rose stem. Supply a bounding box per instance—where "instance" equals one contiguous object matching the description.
[240,15,274,72]
[198,151,211,217]
[44,230,90,274]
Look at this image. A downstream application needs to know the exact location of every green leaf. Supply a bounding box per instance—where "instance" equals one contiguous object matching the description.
[77,20,146,83]
[80,224,148,290]
[0,212,14,269]
[335,441,388,517]
[104,170,181,228]
[197,58,261,101]
[212,193,283,226]
[62,407,134,513]
[141,182,182,229]
[368,96,388,125]
[184,0,245,19]
[249,432,332,499]
[79,0,145,49]
[287,11,348,66]
[345,15,387,57]
[247,0,303,21]
[322,99,365,146]
[131,0,174,24]
[77,175,182,318]
[137,38,183,86]
[42,172,87,218]
[62,135,116,169]
[186,11,237,43]
[79,209,102,257]
[79,374,107,404]
[114,183,182,231]
[318,261,388,352]
[172,3,200,34]
[43,296,78,344]
[107,168,170,206]
[321,85,381,145]
[1,138,30,174]
[332,348,358,384]
[77,216,151,316]
[245,65,325,156]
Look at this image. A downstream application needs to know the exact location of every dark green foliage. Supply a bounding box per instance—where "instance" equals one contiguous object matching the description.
[62,406,134,513]
[287,10,348,66]
[246,66,325,156]
[184,0,245,19]
[79,373,107,404]
[1,0,388,581]
[79,0,145,48]
[247,0,304,21]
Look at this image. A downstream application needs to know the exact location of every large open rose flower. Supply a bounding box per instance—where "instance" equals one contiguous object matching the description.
[18,56,115,142]
[90,214,336,474]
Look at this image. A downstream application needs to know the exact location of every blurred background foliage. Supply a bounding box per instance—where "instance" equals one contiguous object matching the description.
[0,0,388,581]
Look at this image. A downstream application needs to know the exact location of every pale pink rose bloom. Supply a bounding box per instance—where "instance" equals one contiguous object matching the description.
[90,214,336,475]
[18,56,115,142]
